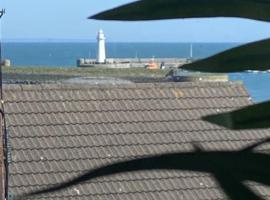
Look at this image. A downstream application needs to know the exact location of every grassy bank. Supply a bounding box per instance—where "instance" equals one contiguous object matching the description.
[2,66,170,78]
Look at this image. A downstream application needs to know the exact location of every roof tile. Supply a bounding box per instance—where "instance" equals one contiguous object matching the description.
[4,82,270,199]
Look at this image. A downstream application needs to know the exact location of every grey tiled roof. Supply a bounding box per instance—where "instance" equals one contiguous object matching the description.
[3,82,270,199]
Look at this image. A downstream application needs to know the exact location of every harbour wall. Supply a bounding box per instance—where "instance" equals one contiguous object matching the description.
[77,58,192,68]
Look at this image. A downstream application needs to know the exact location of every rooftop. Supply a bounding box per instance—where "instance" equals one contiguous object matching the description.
[3,82,270,199]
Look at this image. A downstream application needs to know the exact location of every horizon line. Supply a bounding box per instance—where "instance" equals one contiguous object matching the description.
[2,38,242,44]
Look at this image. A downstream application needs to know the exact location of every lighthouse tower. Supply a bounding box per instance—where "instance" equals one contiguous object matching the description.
[96,29,106,63]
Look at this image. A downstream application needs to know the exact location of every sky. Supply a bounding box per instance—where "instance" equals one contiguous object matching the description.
[1,0,270,43]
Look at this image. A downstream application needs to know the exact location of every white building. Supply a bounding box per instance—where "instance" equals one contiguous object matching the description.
[96,29,106,63]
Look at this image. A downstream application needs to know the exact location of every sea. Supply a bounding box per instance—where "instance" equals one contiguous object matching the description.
[2,42,270,103]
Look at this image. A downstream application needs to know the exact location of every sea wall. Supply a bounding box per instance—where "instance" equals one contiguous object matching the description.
[77,58,191,68]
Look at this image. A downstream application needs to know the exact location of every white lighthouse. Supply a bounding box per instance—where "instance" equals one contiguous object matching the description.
[96,29,106,63]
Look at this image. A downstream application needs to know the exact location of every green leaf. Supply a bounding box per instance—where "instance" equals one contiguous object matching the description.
[181,38,270,72]
[203,100,270,129]
[89,0,270,22]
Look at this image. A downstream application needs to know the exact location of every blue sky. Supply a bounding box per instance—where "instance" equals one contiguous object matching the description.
[2,0,270,42]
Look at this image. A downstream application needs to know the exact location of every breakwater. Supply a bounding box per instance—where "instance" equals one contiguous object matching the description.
[77,58,192,68]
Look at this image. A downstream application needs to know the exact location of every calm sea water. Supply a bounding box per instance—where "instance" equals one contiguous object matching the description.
[2,42,270,102]
[230,72,270,103]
